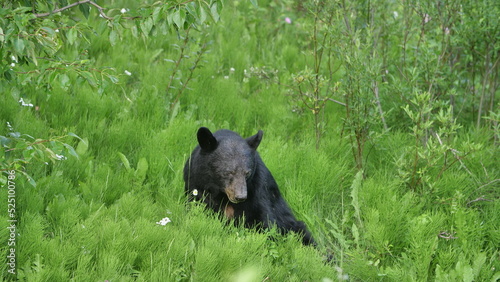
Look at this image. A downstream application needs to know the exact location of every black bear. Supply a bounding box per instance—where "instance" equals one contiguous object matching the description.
[184,127,315,245]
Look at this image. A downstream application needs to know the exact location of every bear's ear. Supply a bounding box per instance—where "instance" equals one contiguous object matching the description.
[246,130,263,150]
[197,127,218,152]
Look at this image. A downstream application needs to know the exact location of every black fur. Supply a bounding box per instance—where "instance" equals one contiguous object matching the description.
[184,127,315,245]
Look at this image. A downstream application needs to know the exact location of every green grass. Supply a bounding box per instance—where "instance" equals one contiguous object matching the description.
[1,0,499,281]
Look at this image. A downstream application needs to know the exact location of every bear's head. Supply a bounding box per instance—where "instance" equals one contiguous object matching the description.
[195,127,263,204]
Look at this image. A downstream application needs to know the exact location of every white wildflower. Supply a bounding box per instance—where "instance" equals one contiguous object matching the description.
[230,67,235,73]
[393,11,398,19]
[224,76,229,79]
[156,217,171,226]
[19,98,34,107]
[424,14,431,24]
[124,70,132,76]
[120,8,128,14]
[10,63,15,67]
[55,154,67,160]
[192,189,198,196]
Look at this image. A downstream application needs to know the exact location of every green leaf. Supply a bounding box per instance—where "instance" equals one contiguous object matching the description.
[135,157,148,183]
[140,17,154,35]
[350,170,363,227]
[13,38,25,53]
[79,3,90,19]
[76,137,89,155]
[169,101,181,125]
[250,0,258,7]
[107,75,119,84]
[68,132,85,143]
[198,4,207,24]
[26,40,37,66]
[172,9,185,29]
[79,71,97,88]
[41,27,56,36]
[19,170,36,187]
[117,152,132,172]
[109,29,118,46]
[67,28,77,45]
[0,27,4,42]
[63,143,79,159]
[210,2,220,22]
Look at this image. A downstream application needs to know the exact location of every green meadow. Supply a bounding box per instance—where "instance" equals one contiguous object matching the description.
[1,0,499,281]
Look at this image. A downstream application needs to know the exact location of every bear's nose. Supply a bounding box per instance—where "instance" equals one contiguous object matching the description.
[234,195,247,202]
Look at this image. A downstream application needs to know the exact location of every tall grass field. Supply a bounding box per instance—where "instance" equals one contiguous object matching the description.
[1,0,499,281]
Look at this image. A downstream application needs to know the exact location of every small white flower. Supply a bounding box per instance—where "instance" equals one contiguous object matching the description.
[192,189,198,196]
[120,8,127,14]
[224,76,229,79]
[156,217,171,226]
[230,67,235,73]
[55,29,59,33]
[10,63,15,67]
[445,27,450,35]
[124,70,132,76]
[393,11,398,19]
[55,154,67,160]
[424,14,431,24]
[19,98,34,107]
[11,56,17,62]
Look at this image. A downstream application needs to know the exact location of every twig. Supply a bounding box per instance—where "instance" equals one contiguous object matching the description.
[474,179,500,192]
[167,28,192,110]
[326,97,346,107]
[438,231,457,240]
[34,0,113,20]
[173,39,208,107]
[372,81,388,130]
[433,131,475,179]
[466,196,493,206]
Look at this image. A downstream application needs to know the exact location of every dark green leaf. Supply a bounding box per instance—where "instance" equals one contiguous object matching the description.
[79,3,90,19]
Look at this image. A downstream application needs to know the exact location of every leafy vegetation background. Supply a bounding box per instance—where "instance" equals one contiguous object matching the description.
[1,0,499,281]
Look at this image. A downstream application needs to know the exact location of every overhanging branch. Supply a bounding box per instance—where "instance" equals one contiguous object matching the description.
[35,0,113,20]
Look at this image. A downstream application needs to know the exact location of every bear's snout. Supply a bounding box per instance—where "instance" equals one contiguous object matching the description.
[225,179,247,203]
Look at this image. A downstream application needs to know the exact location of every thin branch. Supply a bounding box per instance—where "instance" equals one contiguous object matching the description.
[474,179,500,192]
[438,231,457,240]
[466,196,493,206]
[34,0,113,20]
[326,97,347,107]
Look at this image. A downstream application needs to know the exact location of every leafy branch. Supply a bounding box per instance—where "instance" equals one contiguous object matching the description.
[34,0,113,20]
